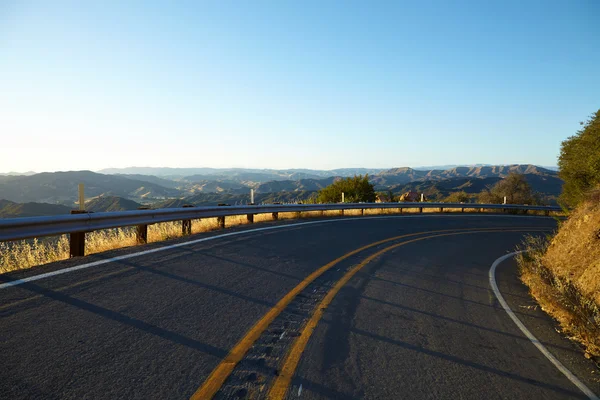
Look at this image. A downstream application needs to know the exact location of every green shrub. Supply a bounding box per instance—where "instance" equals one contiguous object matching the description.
[317,175,376,203]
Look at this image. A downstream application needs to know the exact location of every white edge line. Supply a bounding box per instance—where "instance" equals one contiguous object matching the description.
[1,214,553,291]
[489,251,599,400]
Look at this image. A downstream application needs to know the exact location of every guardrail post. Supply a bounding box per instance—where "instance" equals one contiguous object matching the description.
[217,203,228,229]
[272,212,279,221]
[360,209,364,216]
[69,210,87,257]
[419,207,423,213]
[545,210,550,216]
[182,204,194,235]
[340,209,344,216]
[439,207,443,213]
[136,206,151,244]
[523,209,528,215]
[247,203,255,224]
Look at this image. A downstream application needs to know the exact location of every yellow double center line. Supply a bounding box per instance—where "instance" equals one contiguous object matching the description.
[192,227,549,399]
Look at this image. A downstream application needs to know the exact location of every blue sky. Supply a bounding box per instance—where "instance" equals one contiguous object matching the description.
[1,1,598,172]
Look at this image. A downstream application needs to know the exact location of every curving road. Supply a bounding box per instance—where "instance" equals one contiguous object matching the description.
[0,215,598,399]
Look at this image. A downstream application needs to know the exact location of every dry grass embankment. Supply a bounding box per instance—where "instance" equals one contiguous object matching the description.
[0,206,560,274]
[517,190,600,361]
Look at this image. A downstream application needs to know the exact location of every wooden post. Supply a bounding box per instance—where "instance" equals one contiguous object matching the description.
[217,203,229,229]
[69,210,87,257]
[419,207,423,213]
[182,204,194,235]
[272,212,279,221]
[340,209,344,216]
[360,209,364,216]
[439,207,443,213]
[247,201,255,223]
[136,206,151,244]
[78,183,85,211]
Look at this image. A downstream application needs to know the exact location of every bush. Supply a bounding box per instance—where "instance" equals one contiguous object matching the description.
[444,191,470,203]
[317,175,376,203]
[558,109,600,208]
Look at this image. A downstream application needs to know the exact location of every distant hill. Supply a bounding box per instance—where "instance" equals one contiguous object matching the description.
[255,177,336,193]
[0,171,181,204]
[100,167,386,181]
[390,173,563,204]
[115,174,182,189]
[0,199,72,218]
[86,196,143,212]
[1,165,561,209]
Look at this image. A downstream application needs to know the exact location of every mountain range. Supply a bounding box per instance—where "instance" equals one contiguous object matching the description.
[0,164,563,217]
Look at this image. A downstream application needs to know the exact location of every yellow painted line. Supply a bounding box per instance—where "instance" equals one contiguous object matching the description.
[191,226,545,399]
[267,228,551,399]
[0,267,134,311]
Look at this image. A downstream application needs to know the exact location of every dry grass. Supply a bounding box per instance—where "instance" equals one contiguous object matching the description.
[516,197,600,360]
[0,206,561,274]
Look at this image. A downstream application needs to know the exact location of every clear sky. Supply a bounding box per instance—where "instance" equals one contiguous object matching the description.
[1,1,598,173]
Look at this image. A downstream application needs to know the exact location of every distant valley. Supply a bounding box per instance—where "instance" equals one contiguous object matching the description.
[0,164,563,217]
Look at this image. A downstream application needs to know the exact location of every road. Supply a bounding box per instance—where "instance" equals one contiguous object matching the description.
[0,215,598,399]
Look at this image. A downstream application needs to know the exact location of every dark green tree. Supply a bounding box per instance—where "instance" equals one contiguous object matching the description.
[478,173,538,205]
[317,175,376,203]
[558,109,600,207]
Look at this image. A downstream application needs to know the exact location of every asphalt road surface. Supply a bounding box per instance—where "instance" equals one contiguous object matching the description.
[1,215,598,399]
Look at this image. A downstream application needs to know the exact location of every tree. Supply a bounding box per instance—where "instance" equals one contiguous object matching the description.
[444,191,470,203]
[478,173,538,205]
[317,175,376,203]
[558,109,600,207]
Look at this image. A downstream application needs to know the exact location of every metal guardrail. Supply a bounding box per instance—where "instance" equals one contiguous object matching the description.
[0,202,561,257]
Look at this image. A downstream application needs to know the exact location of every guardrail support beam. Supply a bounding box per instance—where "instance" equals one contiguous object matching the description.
[69,232,85,258]
[182,205,194,235]
[419,207,423,213]
[136,206,151,244]
[360,209,364,216]
[247,202,255,223]
[136,225,148,244]
[439,207,443,213]
[340,209,344,216]
[272,212,279,221]
[217,216,226,229]
[68,210,88,257]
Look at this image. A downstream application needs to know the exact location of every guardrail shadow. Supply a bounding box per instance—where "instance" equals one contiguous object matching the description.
[0,278,228,359]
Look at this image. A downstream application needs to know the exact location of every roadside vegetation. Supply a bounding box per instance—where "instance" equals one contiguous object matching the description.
[516,109,600,362]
